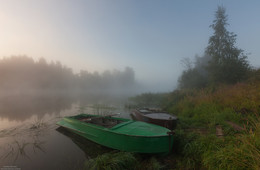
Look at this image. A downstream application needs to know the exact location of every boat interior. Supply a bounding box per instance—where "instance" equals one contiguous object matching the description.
[76,115,124,128]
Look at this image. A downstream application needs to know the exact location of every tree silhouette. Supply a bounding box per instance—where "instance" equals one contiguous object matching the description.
[0,56,138,96]
[178,6,251,89]
[206,6,250,84]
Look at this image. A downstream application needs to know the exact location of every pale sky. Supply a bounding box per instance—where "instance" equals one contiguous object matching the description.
[0,0,259,92]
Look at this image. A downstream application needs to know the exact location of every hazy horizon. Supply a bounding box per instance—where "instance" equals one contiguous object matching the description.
[1,0,260,92]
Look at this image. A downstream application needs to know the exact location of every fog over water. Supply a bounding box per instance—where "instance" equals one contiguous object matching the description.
[0,56,150,98]
[0,69,132,170]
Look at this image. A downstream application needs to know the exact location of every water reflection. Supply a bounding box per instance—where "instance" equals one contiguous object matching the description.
[56,127,112,158]
[0,94,130,170]
[0,119,50,166]
[0,113,86,169]
[0,94,128,122]
[0,94,74,121]
[1,136,45,162]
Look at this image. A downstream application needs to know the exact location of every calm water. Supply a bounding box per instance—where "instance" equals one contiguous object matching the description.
[0,94,131,170]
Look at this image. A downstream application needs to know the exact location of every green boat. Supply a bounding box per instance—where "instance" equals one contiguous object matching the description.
[56,114,174,153]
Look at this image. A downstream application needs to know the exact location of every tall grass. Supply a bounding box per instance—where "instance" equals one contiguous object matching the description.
[84,152,137,170]
[83,151,164,170]
[138,157,163,170]
[203,117,260,170]
[164,82,260,169]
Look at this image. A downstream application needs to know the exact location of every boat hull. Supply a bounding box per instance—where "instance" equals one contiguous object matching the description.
[131,109,178,130]
[57,114,173,153]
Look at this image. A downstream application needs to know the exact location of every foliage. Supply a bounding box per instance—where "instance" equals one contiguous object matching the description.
[84,152,137,170]
[0,56,75,91]
[206,6,250,84]
[202,117,260,170]
[146,6,259,164]
[178,67,207,89]
[128,92,168,108]
[163,82,260,169]
[172,124,260,170]
[84,152,164,170]
[0,56,138,95]
[137,157,163,170]
[150,73,260,169]
[178,55,210,89]
[178,6,251,89]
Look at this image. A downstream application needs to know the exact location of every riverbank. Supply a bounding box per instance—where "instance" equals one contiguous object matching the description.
[103,81,260,169]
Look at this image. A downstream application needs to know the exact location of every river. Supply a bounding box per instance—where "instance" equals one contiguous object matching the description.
[0,94,131,170]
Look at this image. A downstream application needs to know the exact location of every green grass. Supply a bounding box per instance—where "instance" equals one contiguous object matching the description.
[83,151,165,170]
[128,82,260,169]
[164,83,260,169]
[202,117,260,170]
[84,152,137,170]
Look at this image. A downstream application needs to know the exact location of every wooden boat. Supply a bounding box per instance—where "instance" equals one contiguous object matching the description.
[56,114,174,153]
[131,109,178,130]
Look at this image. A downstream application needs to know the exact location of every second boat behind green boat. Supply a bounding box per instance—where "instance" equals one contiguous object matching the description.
[56,114,174,153]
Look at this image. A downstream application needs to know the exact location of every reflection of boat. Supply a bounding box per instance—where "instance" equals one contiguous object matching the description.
[56,127,112,158]
[56,114,174,153]
[131,109,178,130]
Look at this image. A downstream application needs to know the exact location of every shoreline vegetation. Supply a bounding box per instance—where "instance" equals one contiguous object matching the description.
[126,80,260,169]
[83,77,260,169]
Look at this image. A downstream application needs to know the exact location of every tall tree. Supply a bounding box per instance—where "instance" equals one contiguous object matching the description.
[206,6,250,84]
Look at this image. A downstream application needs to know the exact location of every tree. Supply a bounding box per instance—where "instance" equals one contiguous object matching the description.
[206,6,250,84]
[178,54,210,89]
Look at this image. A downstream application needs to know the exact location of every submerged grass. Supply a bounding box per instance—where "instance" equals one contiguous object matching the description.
[30,119,46,130]
[0,120,48,163]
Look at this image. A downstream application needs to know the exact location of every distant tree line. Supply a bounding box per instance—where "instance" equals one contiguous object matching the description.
[178,6,251,89]
[0,56,138,96]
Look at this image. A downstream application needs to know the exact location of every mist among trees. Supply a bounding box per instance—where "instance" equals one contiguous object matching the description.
[0,56,139,96]
[178,6,251,89]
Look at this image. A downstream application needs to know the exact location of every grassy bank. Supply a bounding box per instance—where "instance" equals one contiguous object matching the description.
[127,81,260,169]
